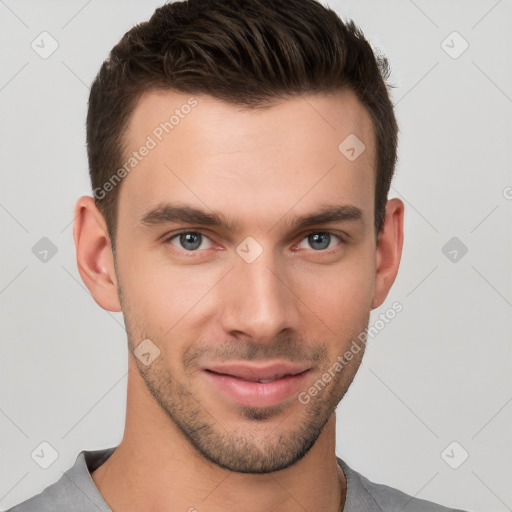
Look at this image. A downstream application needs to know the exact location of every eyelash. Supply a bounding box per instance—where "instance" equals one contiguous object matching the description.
[162,230,345,256]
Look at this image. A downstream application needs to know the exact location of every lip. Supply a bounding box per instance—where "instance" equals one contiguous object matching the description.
[203,361,311,408]
[205,362,310,381]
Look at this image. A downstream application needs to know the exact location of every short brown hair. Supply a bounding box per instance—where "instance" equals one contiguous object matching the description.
[86,0,398,248]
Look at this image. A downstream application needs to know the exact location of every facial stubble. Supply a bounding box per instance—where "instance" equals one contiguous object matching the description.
[118,278,368,474]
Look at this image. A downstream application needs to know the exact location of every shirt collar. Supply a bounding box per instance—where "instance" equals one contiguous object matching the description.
[337,456,383,512]
[75,448,382,512]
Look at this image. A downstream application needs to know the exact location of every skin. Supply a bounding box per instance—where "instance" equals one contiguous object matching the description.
[73,88,404,512]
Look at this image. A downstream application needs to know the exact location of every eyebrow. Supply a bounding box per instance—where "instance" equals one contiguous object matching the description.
[139,202,364,232]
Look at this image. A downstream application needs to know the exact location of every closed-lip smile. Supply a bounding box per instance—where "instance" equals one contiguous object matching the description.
[203,361,311,408]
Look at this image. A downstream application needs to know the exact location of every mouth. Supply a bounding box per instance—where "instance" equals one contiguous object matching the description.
[205,369,308,383]
[205,361,311,382]
[202,362,311,408]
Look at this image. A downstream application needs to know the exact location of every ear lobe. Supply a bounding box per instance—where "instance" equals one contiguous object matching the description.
[371,198,404,309]
[73,196,122,312]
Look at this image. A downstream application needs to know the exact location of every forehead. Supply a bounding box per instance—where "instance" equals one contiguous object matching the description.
[117,89,376,232]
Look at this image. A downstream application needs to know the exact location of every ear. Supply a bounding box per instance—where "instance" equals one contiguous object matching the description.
[371,198,404,309]
[73,196,122,312]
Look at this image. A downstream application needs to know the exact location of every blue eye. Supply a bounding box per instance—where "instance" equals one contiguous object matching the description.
[168,232,213,251]
[164,230,343,255]
[298,232,342,251]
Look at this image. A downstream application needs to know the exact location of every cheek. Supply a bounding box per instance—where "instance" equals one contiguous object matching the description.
[304,279,372,343]
[117,249,225,335]
[116,232,376,343]
[289,247,375,327]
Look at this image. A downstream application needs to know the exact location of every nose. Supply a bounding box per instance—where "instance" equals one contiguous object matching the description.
[219,249,301,344]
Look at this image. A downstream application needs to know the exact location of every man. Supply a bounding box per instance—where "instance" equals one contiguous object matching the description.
[7,0,470,510]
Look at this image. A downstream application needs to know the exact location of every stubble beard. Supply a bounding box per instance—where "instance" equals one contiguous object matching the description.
[129,332,366,474]
[119,279,368,474]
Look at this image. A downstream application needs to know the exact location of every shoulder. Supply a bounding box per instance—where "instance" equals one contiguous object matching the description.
[337,457,471,512]
[5,477,76,512]
[5,448,115,512]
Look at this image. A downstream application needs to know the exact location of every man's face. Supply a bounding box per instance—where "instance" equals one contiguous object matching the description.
[114,89,379,473]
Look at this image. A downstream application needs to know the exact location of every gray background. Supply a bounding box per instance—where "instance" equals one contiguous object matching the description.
[1,1,511,510]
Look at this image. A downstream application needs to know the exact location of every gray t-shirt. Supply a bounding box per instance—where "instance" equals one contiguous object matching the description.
[6,447,469,511]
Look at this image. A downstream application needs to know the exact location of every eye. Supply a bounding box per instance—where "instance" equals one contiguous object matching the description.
[296,231,342,251]
[166,231,214,252]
